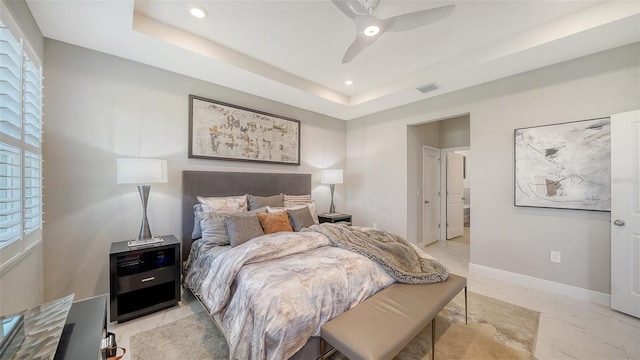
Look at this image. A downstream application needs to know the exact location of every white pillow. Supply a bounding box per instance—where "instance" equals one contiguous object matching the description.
[197,195,248,213]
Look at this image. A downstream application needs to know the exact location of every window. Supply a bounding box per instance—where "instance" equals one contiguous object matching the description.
[0,13,43,272]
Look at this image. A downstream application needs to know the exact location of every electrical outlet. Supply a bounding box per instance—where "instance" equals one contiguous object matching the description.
[372,222,377,229]
[550,250,562,264]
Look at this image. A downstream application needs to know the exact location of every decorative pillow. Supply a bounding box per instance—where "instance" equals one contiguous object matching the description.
[257,211,293,234]
[268,201,318,224]
[192,203,208,240]
[225,214,265,247]
[197,195,248,213]
[198,207,267,246]
[306,201,319,224]
[283,194,312,207]
[247,193,284,210]
[287,206,315,231]
[197,211,230,246]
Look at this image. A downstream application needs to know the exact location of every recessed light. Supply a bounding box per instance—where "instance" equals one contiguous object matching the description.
[190,5,208,19]
[344,80,354,86]
[363,25,380,37]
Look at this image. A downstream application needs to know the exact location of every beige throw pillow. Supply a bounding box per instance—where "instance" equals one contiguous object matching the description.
[257,211,293,234]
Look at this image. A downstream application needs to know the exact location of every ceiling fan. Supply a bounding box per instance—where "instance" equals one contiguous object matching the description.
[332,0,456,63]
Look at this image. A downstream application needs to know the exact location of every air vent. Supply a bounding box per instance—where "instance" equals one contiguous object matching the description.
[416,83,440,94]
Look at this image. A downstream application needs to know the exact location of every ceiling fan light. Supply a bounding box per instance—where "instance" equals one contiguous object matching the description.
[189,5,208,19]
[364,25,380,37]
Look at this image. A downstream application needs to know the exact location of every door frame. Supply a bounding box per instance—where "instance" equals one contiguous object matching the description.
[422,145,441,245]
[440,146,470,241]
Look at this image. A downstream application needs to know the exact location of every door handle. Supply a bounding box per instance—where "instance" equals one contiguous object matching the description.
[424,200,429,204]
[613,219,625,226]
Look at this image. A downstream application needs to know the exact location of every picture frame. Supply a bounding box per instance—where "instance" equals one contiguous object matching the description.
[514,117,611,211]
[188,95,301,165]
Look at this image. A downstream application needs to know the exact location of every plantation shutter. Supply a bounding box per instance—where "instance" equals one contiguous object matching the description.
[0,20,23,250]
[0,16,43,269]
[0,143,20,244]
[23,54,41,147]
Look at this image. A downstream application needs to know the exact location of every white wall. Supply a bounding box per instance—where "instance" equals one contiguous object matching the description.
[439,115,470,149]
[347,43,640,294]
[43,40,347,301]
[0,0,44,315]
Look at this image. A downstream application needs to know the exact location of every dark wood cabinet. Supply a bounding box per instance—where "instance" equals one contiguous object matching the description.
[54,295,107,360]
[109,235,180,323]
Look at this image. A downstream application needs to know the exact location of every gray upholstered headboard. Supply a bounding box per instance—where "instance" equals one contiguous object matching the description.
[181,171,312,261]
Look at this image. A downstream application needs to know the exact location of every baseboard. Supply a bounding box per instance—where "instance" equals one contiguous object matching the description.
[468,263,610,307]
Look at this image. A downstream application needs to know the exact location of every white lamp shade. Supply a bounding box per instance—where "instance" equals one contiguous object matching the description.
[321,169,343,184]
[117,158,168,184]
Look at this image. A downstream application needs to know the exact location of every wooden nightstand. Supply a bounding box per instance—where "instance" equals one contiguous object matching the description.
[109,235,180,323]
[318,213,352,225]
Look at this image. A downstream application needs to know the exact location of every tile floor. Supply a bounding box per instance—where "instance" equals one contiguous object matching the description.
[425,240,640,360]
[110,237,640,360]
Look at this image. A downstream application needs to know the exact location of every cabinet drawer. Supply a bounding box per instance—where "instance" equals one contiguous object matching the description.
[117,266,175,293]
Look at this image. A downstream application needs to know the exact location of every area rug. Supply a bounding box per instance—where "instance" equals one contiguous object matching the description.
[130,311,228,360]
[130,291,539,360]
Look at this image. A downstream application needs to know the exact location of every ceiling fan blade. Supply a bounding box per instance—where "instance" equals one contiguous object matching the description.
[331,0,368,19]
[385,4,455,32]
[342,33,377,63]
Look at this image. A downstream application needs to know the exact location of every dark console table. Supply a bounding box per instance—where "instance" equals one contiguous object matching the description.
[54,295,107,360]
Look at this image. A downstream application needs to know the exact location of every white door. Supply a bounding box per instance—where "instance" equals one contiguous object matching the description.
[611,110,640,318]
[423,147,440,245]
[447,152,464,239]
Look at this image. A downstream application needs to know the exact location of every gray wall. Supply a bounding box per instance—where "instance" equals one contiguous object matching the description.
[348,43,639,294]
[0,0,44,315]
[43,40,347,301]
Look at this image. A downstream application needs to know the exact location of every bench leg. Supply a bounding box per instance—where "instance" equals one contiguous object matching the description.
[431,317,436,360]
[320,338,325,360]
[464,286,468,325]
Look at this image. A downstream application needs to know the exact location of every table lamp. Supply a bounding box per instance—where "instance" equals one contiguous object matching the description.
[321,169,343,214]
[117,158,168,247]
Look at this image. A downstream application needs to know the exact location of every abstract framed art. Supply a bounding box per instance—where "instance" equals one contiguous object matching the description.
[514,117,611,211]
[188,95,300,165]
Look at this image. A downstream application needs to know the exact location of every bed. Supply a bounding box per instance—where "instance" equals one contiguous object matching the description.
[181,170,447,360]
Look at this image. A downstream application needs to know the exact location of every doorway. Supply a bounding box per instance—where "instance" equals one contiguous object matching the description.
[410,114,470,245]
[440,147,470,244]
[422,146,440,245]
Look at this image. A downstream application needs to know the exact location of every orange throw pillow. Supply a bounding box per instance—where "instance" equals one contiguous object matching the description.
[258,211,293,234]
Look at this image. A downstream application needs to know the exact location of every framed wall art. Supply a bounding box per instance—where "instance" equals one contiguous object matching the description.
[514,117,611,211]
[188,95,300,165]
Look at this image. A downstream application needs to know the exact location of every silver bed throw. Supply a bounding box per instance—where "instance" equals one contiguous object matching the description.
[304,224,449,284]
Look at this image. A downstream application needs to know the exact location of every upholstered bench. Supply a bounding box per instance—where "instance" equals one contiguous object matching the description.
[320,274,467,360]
